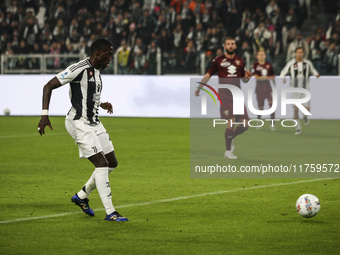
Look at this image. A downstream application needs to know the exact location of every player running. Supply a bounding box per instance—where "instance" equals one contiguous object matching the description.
[252,50,276,130]
[195,37,252,159]
[37,39,129,221]
[280,47,320,135]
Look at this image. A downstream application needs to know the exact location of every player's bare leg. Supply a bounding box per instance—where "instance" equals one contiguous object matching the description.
[268,99,275,131]
[303,106,310,126]
[294,106,301,135]
[233,118,248,139]
[257,106,264,130]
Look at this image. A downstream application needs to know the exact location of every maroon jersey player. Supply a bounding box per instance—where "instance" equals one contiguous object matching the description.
[251,50,275,128]
[195,37,252,159]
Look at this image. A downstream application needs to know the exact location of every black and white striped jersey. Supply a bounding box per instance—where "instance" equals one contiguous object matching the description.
[56,59,102,124]
[280,59,319,89]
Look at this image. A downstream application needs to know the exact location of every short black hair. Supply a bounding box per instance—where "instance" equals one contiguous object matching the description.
[90,39,113,54]
[295,47,303,52]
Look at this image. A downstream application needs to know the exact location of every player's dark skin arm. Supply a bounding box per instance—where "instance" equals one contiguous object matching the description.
[38,77,62,135]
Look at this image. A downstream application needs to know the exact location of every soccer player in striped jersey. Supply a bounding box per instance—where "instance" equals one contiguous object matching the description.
[37,39,128,221]
[252,50,276,130]
[280,47,320,135]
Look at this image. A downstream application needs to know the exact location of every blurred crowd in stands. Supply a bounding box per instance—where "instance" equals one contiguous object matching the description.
[0,0,339,75]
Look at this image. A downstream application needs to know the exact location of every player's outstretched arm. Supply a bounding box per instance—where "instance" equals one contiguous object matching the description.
[38,77,62,135]
[100,102,113,114]
[195,73,211,96]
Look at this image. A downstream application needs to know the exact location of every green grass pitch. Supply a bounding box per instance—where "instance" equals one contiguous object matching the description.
[0,116,339,254]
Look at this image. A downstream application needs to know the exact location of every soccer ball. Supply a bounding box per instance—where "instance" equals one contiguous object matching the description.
[296,194,320,218]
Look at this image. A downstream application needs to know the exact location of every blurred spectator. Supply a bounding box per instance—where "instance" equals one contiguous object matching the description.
[116,39,131,74]
[182,39,197,72]
[132,37,145,55]
[130,49,148,74]
[131,1,143,23]
[238,41,252,70]
[282,7,298,49]
[22,17,39,51]
[50,41,61,68]
[79,40,90,56]
[241,17,256,32]
[82,19,93,40]
[267,25,279,59]
[146,40,161,74]
[69,18,79,38]
[54,4,66,20]
[67,28,81,51]
[309,34,323,72]
[206,27,220,54]
[113,13,125,49]
[170,0,184,13]
[16,40,30,69]
[137,8,157,44]
[286,31,309,61]
[156,29,172,67]
[30,42,41,69]
[126,22,138,49]
[266,0,279,20]
[53,19,67,42]
[204,50,213,72]
[322,42,338,75]
[188,0,204,16]
[298,0,312,20]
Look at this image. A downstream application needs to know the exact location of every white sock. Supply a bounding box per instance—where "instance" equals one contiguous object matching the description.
[95,167,115,215]
[77,167,116,199]
[77,171,96,199]
[296,119,301,130]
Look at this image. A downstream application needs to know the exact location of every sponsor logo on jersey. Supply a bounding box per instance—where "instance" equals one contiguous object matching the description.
[89,77,95,82]
[220,62,230,67]
[228,65,237,75]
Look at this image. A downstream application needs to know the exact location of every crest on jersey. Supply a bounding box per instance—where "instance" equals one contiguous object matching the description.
[61,71,68,78]
[235,60,240,65]
[89,71,93,76]
[261,69,268,76]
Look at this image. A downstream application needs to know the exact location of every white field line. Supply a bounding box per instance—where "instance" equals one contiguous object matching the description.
[1,177,338,224]
[0,130,127,139]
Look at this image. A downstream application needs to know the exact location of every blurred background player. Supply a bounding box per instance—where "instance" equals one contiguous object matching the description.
[37,39,129,221]
[252,49,276,130]
[280,47,320,135]
[195,37,252,159]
